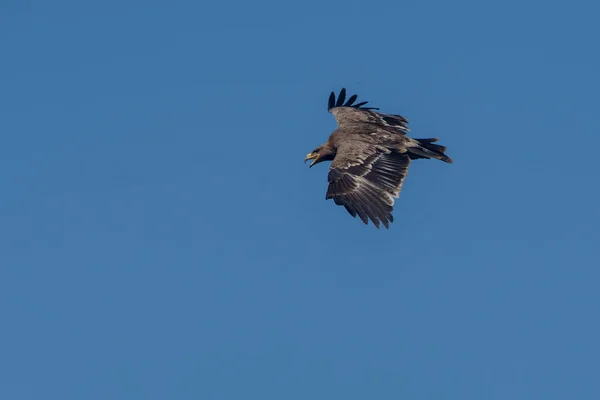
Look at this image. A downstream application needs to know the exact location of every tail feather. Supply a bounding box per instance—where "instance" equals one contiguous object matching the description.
[408,138,453,163]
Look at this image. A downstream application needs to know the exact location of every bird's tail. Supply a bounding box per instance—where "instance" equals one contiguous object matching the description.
[407,138,453,163]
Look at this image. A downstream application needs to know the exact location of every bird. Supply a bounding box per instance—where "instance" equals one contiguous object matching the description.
[305,88,452,229]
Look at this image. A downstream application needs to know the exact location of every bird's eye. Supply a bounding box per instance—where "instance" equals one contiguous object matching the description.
[313,148,320,154]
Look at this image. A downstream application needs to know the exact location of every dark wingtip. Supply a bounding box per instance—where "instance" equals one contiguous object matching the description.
[336,88,346,107]
[344,94,357,107]
[353,101,379,111]
[328,88,378,111]
[328,91,336,111]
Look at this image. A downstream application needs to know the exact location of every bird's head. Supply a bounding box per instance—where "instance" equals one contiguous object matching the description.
[304,143,335,167]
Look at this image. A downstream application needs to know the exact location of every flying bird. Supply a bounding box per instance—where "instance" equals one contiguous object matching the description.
[305,88,452,229]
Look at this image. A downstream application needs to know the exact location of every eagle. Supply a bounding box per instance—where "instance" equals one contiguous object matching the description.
[305,88,452,229]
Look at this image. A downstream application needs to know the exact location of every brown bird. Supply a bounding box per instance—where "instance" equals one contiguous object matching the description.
[305,88,452,228]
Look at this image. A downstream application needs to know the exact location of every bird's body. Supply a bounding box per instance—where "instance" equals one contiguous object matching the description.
[305,88,452,229]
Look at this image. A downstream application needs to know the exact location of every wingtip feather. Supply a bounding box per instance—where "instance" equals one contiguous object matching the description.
[344,94,357,107]
[327,88,378,111]
[328,91,335,111]
[336,88,346,107]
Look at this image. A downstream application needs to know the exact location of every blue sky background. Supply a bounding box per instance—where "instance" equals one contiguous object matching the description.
[2,0,599,398]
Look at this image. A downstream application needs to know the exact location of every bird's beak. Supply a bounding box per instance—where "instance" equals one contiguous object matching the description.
[304,152,318,167]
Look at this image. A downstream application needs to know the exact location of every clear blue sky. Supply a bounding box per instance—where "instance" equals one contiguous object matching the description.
[2,0,599,398]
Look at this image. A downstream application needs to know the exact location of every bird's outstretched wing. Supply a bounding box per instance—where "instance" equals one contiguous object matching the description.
[328,88,410,133]
[326,141,411,229]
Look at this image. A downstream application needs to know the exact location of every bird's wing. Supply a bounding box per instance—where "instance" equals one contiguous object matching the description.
[328,88,410,134]
[326,141,411,228]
